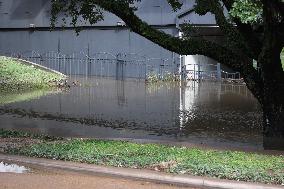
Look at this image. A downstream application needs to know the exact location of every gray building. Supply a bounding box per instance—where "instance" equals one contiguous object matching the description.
[0,0,225,78]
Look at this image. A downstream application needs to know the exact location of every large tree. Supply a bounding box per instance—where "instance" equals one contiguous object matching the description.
[51,0,284,149]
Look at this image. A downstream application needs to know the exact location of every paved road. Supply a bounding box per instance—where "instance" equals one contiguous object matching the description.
[0,168,200,189]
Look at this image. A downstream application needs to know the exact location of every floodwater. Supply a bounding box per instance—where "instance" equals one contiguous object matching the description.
[0,76,263,150]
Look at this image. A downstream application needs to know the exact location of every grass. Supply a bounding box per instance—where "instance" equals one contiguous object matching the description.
[0,56,65,94]
[1,129,283,185]
[146,71,180,83]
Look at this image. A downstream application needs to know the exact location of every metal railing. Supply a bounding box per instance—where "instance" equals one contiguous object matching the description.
[181,63,241,81]
[221,71,241,80]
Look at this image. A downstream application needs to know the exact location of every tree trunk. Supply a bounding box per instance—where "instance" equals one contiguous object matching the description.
[258,1,284,150]
[262,91,284,150]
[259,44,284,150]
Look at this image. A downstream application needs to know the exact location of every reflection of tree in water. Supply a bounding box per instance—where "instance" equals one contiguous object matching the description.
[181,109,262,137]
[179,81,262,143]
[0,105,263,144]
[0,107,181,136]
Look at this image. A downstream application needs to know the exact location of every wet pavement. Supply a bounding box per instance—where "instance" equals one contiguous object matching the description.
[0,76,263,150]
[0,166,199,189]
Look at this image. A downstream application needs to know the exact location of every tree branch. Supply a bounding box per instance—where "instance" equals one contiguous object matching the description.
[51,0,264,101]
[220,0,234,11]
[194,0,260,59]
[220,0,262,58]
[91,0,263,100]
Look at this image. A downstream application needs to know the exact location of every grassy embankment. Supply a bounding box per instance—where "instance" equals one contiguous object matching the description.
[0,56,65,93]
[0,56,65,103]
[0,129,283,186]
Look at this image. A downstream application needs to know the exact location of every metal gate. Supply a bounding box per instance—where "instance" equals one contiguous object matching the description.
[181,63,241,81]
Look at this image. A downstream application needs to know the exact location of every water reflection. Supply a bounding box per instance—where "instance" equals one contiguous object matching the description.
[0,76,262,150]
[0,89,58,105]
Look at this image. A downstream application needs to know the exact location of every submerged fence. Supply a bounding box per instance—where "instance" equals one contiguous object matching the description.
[2,50,241,81]
[181,63,241,81]
[3,51,178,80]
[181,63,221,80]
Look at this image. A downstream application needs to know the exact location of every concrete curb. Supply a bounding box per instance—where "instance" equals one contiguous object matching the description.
[0,154,283,189]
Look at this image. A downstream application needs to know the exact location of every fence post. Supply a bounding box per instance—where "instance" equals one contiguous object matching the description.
[197,63,200,80]
[116,54,124,80]
[58,54,61,73]
[217,63,221,80]
[87,44,91,77]
[64,55,67,74]
[57,38,61,53]
[193,64,196,80]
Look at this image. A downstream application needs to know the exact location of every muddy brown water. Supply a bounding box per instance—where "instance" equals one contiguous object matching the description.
[0,76,263,150]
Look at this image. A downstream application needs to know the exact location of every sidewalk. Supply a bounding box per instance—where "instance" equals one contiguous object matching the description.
[0,154,283,189]
[0,169,200,189]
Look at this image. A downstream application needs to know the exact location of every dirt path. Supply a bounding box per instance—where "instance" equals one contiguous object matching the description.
[0,168,199,189]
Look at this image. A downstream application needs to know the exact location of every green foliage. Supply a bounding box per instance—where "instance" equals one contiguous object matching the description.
[229,0,263,24]
[167,0,183,11]
[162,71,180,82]
[0,56,64,94]
[3,130,283,185]
[180,22,200,39]
[50,0,104,34]
[146,71,179,83]
[146,72,160,83]
[50,0,141,34]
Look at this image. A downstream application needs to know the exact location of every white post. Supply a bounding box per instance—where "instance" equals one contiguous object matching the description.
[217,63,221,80]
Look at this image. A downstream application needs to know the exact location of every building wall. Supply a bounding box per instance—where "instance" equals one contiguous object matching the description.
[0,0,224,77]
[0,0,217,28]
[0,28,178,57]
